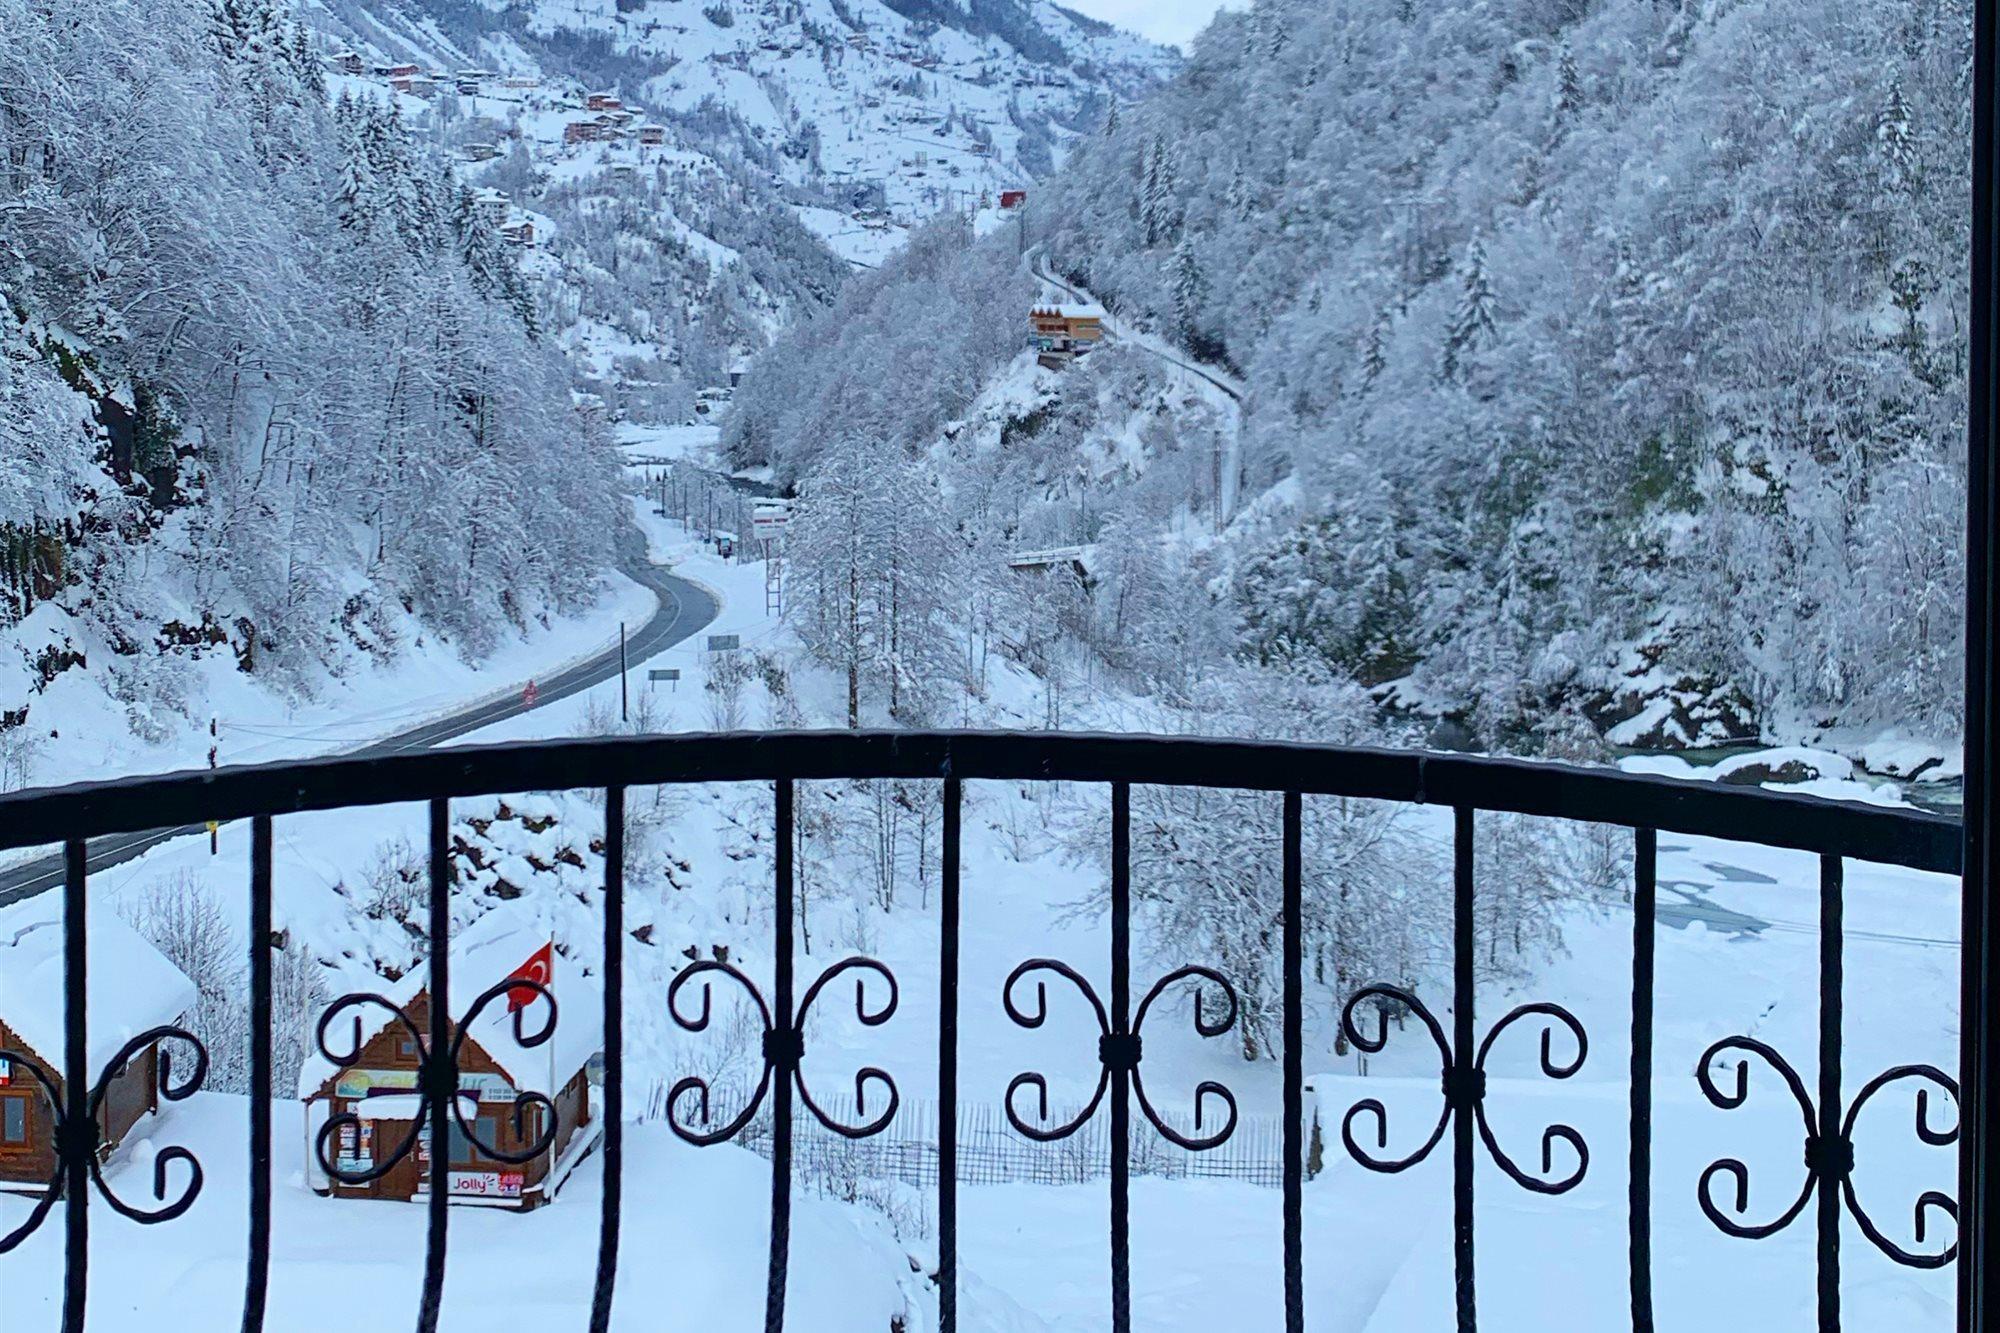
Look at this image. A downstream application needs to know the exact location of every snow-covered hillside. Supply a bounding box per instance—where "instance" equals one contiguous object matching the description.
[0,0,631,797]
[731,0,1973,780]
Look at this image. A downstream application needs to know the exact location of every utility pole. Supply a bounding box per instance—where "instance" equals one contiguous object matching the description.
[1213,433,1224,536]
[208,717,219,855]
[620,622,630,722]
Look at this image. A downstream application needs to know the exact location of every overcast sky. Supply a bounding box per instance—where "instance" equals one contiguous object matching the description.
[1061,0,1247,51]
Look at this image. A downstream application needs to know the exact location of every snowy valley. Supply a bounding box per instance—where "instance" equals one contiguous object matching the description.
[0,0,1985,1331]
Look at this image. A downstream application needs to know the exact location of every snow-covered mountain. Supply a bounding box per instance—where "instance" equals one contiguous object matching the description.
[302,0,1175,412]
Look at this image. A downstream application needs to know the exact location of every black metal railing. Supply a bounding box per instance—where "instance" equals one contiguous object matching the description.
[0,731,1974,1332]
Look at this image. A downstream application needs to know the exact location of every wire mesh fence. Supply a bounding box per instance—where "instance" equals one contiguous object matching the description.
[639,1079,1306,1190]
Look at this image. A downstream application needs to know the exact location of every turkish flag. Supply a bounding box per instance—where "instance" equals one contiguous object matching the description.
[507,941,554,1012]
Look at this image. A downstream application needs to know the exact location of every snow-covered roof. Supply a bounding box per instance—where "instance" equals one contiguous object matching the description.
[1032,303,1107,320]
[298,905,602,1101]
[0,898,198,1079]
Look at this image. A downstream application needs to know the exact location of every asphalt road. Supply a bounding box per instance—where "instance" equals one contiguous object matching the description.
[0,562,720,909]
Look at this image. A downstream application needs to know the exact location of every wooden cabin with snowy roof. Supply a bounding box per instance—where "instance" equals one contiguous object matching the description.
[0,900,197,1191]
[300,909,602,1211]
[1031,303,1107,365]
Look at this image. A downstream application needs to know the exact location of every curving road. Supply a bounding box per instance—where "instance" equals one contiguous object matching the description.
[0,560,720,909]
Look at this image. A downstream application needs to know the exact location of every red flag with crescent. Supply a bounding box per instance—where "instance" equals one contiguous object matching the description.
[507,940,553,1012]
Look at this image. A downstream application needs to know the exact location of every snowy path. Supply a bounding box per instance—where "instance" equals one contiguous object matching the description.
[0,562,720,910]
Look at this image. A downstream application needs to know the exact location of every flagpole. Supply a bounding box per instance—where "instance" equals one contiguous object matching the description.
[548,934,556,1190]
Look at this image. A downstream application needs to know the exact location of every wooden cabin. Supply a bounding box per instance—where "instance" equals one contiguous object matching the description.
[586,92,622,113]
[331,50,365,76]
[301,911,601,1211]
[638,124,667,147]
[0,901,197,1192]
[1031,304,1107,365]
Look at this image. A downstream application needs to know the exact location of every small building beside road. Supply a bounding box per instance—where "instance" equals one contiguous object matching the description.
[300,909,601,1211]
[1031,304,1106,364]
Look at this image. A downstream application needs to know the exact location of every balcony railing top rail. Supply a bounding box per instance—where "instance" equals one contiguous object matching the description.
[0,729,1961,873]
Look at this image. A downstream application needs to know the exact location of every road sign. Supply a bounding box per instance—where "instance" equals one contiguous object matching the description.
[649,669,681,682]
[707,635,740,652]
[752,505,791,539]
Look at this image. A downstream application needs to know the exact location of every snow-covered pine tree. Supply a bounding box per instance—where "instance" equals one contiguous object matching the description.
[333,108,379,240]
[1878,76,1918,191]
[1170,235,1204,345]
[1555,41,1583,121]
[1441,236,1498,382]
[1141,136,1177,247]
[1358,309,1389,394]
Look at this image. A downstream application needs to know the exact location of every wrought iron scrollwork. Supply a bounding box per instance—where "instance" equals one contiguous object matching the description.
[313,992,433,1185]
[0,1025,210,1253]
[664,956,901,1145]
[1002,959,1241,1150]
[86,1027,209,1223]
[448,979,560,1165]
[311,978,561,1184]
[1696,1038,1959,1267]
[1339,984,1590,1194]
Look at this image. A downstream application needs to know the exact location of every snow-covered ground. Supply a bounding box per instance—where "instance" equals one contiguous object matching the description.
[2,1098,924,1331]
[0,781,1961,1330]
[0,502,1963,1330]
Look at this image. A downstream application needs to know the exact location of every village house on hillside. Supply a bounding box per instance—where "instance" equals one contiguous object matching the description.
[1031,303,1106,366]
[472,187,510,226]
[0,902,197,1191]
[300,909,601,1211]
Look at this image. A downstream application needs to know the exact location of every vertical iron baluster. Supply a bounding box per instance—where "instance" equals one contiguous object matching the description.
[1629,827,1656,1333]
[1452,806,1477,1333]
[244,816,274,1333]
[62,838,89,1333]
[590,786,626,1333]
[1282,791,1304,1333]
[1109,781,1132,1333]
[1817,855,1845,1333]
[1964,1,1998,1328]
[417,799,452,1333]
[938,777,962,1333]
[766,779,796,1333]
